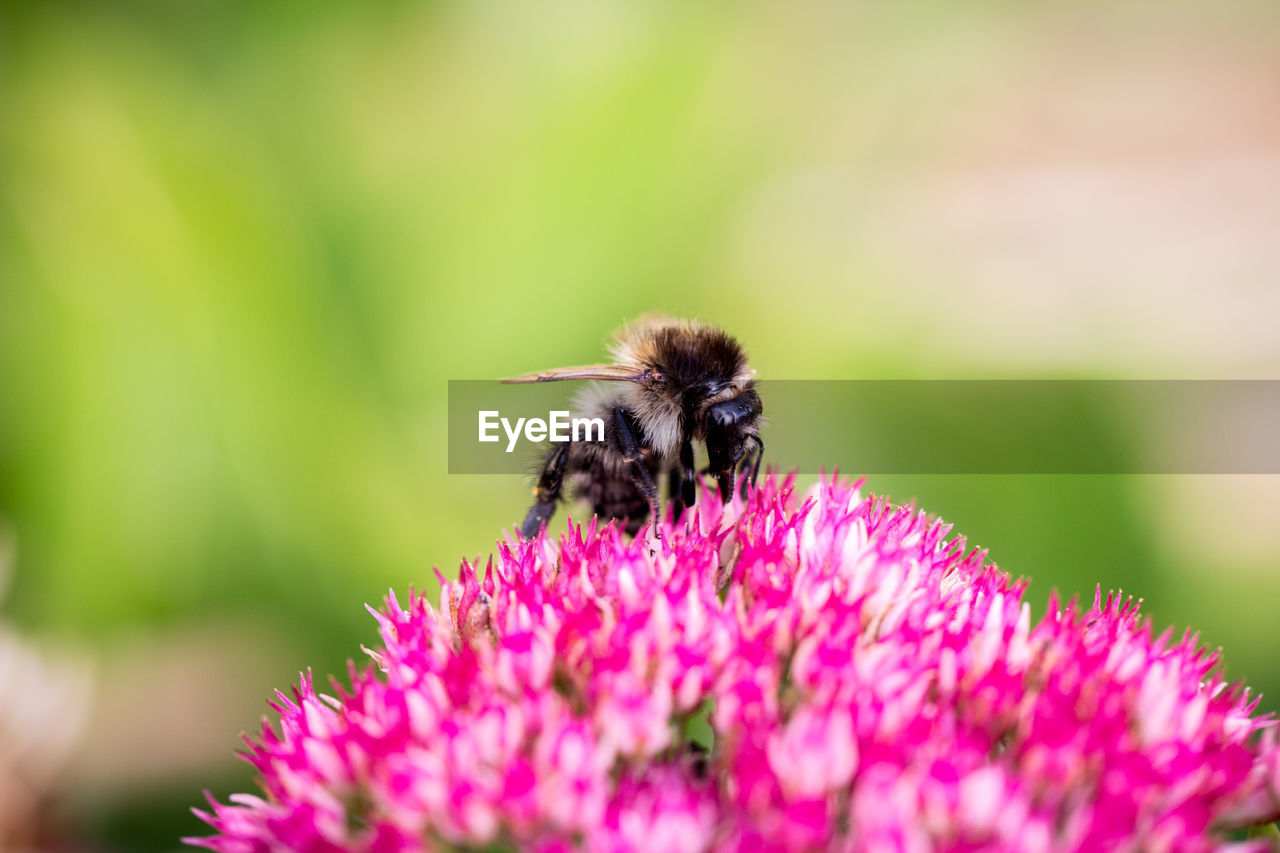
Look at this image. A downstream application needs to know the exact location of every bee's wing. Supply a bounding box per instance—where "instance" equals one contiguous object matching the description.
[500,364,659,383]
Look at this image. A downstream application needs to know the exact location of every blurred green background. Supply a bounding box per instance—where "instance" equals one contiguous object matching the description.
[3,0,1280,849]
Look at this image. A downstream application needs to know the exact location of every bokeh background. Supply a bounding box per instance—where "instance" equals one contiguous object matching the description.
[3,0,1279,849]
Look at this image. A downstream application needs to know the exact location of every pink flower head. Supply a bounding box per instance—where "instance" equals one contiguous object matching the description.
[188,475,1280,851]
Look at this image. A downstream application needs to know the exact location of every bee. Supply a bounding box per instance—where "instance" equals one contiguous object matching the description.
[502,316,764,540]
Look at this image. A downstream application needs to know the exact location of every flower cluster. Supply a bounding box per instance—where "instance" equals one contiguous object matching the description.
[189,476,1280,851]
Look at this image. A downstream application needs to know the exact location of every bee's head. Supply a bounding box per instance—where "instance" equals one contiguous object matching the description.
[699,384,762,500]
[624,320,750,390]
[617,319,758,457]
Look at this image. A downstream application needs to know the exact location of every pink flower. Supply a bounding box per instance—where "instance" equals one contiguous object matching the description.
[766,706,858,799]
[187,475,1280,851]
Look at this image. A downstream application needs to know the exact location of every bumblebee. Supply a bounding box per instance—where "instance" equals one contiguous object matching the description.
[503,316,763,539]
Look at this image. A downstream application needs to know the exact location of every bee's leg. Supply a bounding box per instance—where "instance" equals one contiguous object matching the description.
[611,408,661,536]
[679,437,698,510]
[666,436,698,524]
[520,442,570,539]
[666,465,682,508]
[739,436,764,498]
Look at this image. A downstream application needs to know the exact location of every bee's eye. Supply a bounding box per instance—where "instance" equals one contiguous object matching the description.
[707,398,754,429]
